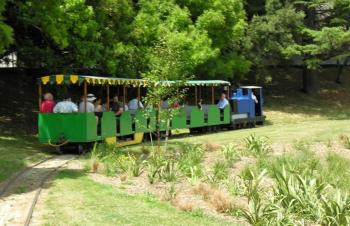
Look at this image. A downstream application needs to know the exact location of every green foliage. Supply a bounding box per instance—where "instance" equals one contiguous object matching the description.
[178,144,204,179]
[220,143,239,167]
[0,0,13,54]
[207,161,229,184]
[244,134,272,157]
[145,150,181,183]
[116,154,144,177]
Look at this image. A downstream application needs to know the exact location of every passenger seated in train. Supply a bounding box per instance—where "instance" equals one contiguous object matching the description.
[197,99,203,110]
[172,100,181,108]
[128,96,144,110]
[41,92,55,113]
[94,97,103,113]
[217,92,229,109]
[111,95,124,116]
[78,93,96,112]
[161,98,169,109]
[53,94,78,113]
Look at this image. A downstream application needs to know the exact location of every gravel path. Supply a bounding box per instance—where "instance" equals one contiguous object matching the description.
[0,155,74,226]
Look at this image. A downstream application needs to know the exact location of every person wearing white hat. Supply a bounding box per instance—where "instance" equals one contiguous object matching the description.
[79,93,96,112]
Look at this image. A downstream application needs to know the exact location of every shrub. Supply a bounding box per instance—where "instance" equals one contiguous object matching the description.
[206,161,229,184]
[158,158,180,182]
[146,153,165,184]
[244,134,272,157]
[274,166,327,221]
[178,144,204,178]
[339,135,350,149]
[116,154,144,177]
[221,143,239,167]
[322,191,350,225]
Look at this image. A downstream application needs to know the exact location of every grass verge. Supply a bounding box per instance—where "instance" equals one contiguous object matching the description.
[43,169,232,226]
[0,135,53,182]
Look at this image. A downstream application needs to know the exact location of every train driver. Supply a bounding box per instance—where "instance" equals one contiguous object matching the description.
[217,92,229,109]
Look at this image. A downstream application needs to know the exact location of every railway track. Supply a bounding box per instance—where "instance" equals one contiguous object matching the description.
[0,155,76,226]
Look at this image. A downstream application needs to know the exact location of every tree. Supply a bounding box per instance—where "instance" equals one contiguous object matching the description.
[177,0,251,80]
[135,0,218,150]
[247,0,350,93]
[0,0,13,54]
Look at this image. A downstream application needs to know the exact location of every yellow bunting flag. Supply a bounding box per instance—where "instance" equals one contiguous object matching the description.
[56,75,64,85]
[70,75,79,84]
[41,76,50,85]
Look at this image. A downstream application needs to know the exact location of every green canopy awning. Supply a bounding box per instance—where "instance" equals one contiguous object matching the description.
[38,75,230,87]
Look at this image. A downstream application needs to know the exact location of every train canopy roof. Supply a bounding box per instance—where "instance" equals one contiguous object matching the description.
[38,75,230,87]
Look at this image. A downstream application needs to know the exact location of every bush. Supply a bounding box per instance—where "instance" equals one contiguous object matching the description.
[206,161,229,184]
[178,144,204,181]
[221,143,239,167]
[244,134,272,157]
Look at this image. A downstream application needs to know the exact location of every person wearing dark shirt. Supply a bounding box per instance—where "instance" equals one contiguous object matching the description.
[111,96,123,116]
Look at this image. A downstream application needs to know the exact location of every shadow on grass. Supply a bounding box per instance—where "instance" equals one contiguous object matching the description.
[0,168,85,199]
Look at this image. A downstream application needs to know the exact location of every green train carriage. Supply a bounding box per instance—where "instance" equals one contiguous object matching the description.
[38,75,234,148]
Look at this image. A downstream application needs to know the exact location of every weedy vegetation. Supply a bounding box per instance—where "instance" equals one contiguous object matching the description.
[244,134,272,157]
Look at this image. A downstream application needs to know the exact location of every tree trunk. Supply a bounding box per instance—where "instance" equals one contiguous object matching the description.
[302,67,319,94]
[335,58,348,84]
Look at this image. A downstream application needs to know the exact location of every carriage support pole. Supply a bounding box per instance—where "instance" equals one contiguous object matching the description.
[38,83,42,111]
[211,86,214,104]
[195,86,198,105]
[123,85,126,108]
[84,80,87,112]
[138,86,140,107]
[106,83,110,111]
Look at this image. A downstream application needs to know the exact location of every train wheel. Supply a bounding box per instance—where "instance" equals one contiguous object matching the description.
[78,144,84,155]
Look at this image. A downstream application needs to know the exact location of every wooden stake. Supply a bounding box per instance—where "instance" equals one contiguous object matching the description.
[211,86,214,104]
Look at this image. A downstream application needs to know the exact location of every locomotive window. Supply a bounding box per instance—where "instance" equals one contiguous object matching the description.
[242,89,248,95]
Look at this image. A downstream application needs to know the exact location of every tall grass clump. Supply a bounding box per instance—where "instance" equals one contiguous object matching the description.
[321,153,350,193]
[116,154,144,177]
[247,142,320,180]
[240,165,350,225]
[206,161,229,184]
[178,144,204,182]
[146,151,180,183]
[273,166,327,220]
[339,134,350,149]
[221,143,239,167]
[244,134,272,157]
[89,143,123,176]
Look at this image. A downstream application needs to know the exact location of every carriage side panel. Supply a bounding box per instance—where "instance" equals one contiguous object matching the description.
[171,108,187,129]
[38,113,98,143]
[101,112,116,138]
[119,112,133,136]
[207,106,221,126]
[190,108,205,128]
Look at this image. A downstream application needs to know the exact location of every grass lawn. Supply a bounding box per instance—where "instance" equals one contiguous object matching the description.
[43,169,232,226]
[0,135,53,182]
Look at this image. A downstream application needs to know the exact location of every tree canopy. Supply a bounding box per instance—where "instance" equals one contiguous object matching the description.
[1,0,350,92]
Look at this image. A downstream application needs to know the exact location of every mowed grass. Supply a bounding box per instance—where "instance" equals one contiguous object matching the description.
[43,170,232,226]
[0,135,52,182]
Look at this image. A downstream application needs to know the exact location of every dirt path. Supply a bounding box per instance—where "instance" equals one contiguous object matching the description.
[0,155,74,226]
